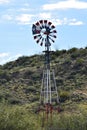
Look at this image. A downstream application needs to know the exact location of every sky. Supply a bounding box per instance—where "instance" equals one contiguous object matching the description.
[0,0,87,65]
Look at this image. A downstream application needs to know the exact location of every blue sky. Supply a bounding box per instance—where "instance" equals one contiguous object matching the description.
[0,0,87,65]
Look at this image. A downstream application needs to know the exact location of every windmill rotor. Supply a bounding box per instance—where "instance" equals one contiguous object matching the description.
[32,20,57,47]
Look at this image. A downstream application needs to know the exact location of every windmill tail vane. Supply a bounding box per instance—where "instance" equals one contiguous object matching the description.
[32,24,41,35]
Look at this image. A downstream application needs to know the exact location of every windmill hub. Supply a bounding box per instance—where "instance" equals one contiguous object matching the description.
[40,28,47,38]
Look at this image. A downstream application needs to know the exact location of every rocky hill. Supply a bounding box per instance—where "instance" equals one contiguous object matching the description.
[0,47,87,104]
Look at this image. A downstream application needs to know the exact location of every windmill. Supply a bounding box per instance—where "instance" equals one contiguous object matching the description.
[32,20,60,129]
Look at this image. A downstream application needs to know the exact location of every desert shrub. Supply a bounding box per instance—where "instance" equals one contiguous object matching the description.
[64,58,71,65]
[79,48,87,56]
[71,93,85,102]
[68,48,80,59]
[53,50,61,57]
[8,97,22,105]
[46,111,87,130]
[0,71,11,81]
[59,91,70,102]
[85,46,87,49]
[2,61,14,69]
[76,58,84,65]
[30,96,39,102]
[53,50,67,58]
[71,53,78,59]
[0,93,4,101]
[31,72,41,81]
[25,86,36,93]
[16,56,29,66]
[11,71,19,78]
[56,79,63,86]
[0,102,87,130]
[68,47,78,53]
[0,79,7,84]
[0,103,40,130]
[24,70,33,79]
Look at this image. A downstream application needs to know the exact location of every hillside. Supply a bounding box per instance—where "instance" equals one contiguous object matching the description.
[0,47,87,130]
[0,47,87,104]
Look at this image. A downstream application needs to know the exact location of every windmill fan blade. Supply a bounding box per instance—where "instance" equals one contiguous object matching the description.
[39,20,43,29]
[48,36,55,43]
[34,34,41,39]
[49,34,57,38]
[40,38,44,46]
[39,20,43,24]
[39,36,42,40]
[40,42,43,46]
[36,22,40,26]
[48,21,52,26]
[36,40,39,43]
[44,20,47,24]
[44,20,48,28]
[36,39,40,43]
[36,36,42,43]
[50,30,57,33]
[34,35,37,39]
[51,25,55,29]
[53,35,57,38]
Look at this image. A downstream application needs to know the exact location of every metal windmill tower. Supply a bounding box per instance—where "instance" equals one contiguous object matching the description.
[32,20,60,128]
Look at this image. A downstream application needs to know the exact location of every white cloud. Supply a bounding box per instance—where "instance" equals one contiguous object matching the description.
[51,18,84,26]
[51,19,63,25]
[0,0,11,4]
[18,8,30,12]
[0,52,10,65]
[0,53,9,58]
[43,0,87,10]
[69,18,83,25]
[0,13,83,26]
[15,14,34,25]
[39,13,51,19]
[2,14,13,21]
[6,54,22,62]
[0,53,22,65]
[23,3,30,7]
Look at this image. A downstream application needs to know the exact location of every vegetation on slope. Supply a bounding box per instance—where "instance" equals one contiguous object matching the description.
[0,47,87,130]
[0,47,87,104]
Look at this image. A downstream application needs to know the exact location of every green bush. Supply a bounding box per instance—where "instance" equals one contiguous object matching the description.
[76,58,84,65]
[52,112,87,130]
[8,97,22,105]
[68,47,78,53]
[25,86,36,93]
[0,71,11,81]
[59,91,70,102]
[0,103,87,130]
[0,103,40,130]
[53,49,67,58]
